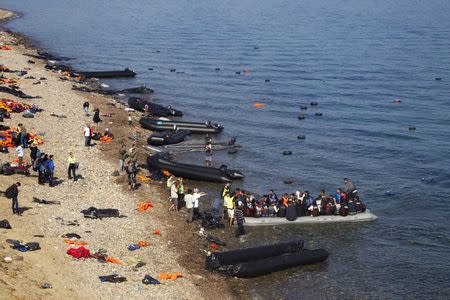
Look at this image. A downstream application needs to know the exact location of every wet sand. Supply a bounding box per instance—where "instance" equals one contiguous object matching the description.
[0,8,234,300]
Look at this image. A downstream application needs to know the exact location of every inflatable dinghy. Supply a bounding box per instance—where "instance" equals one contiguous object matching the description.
[147,154,244,183]
[139,117,223,134]
[147,130,191,146]
[129,98,182,117]
[206,240,329,278]
[74,68,136,78]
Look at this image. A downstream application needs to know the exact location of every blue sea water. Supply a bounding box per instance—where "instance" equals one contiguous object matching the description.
[1,0,449,298]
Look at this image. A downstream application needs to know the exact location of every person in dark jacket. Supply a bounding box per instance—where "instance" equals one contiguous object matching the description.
[46,155,55,186]
[38,154,48,184]
[234,201,246,237]
[344,178,357,200]
[6,182,21,215]
[93,108,102,123]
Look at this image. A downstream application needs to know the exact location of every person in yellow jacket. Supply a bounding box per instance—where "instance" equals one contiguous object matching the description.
[177,178,185,203]
[223,192,235,226]
[67,152,78,181]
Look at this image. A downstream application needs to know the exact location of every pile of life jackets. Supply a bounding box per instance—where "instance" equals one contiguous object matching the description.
[0,128,44,148]
[0,99,31,113]
[0,45,12,50]
[99,135,113,142]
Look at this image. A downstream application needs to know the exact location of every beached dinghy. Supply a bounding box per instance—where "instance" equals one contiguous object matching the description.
[74,68,136,78]
[206,240,329,278]
[139,117,223,134]
[129,97,182,117]
[147,130,191,146]
[147,154,244,183]
[244,210,378,226]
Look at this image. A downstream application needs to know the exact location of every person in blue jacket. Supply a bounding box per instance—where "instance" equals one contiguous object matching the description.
[46,155,55,186]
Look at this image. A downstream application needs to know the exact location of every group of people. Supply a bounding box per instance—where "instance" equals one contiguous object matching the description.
[221,178,366,223]
[166,175,206,223]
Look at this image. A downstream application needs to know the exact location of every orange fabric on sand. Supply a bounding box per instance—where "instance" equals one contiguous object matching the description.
[99,136,113,142]
[0,45,12,50]
[105,256,121,264]
[136,175,152,182]
[153,230,161,235]
[159,273,183,280]
[137,240,149,247]
[63,239,88,246]
[137,202,154,211]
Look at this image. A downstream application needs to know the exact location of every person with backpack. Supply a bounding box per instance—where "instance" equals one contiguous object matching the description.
[5,182,21,215]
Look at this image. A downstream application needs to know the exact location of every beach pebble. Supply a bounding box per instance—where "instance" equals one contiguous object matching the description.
[4,257,13,263]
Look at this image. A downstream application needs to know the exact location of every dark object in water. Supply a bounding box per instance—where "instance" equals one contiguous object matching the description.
[139,117,223,134]
[147,130,191,146]
[118,85,153,94]
[32,197,61,205]
[228,148,238,154]
[74,68,136,79]
[205,240,329,278]
[315,112,323,116]
[284,179,295,184]
[80,207,121,219]
[0,86,36,99]
[310,101,318,106]
[0,219,12,229]
[254,46,259,50]
[99,275,127,283]
[435,77,442,81]
[235,71,241,75]
[148,68,154,71]
[409,126,416,131]
[298,115,305,120]
[147,154,244,183]
[300,105,307,110]
[170,68,176,72]
[282,150,292,155]
[265,79,270,82]
[72,85,153,96]
[297,135,306,140]
[129,97,182,117]
[215,68,221,71]
[384,191,395,196]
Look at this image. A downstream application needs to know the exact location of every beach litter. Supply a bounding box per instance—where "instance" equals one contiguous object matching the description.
[160,273,183,280]
[142,275,160,285]
[0,219,12,229]
[137,202,154,211]
[99,274,127,283]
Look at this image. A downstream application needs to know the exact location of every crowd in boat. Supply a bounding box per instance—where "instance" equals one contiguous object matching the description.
[221,178,367,221]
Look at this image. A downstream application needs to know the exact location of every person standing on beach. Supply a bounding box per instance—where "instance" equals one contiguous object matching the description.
[169,180,179,212]
[46,155,55,187]
[29,143,40,170]
[83,101,90,115]
[234,201,246,237]
[68,152,78,181]
[93,108,102,123]
[5,182,21,215]
[15,143,24,165]
[224,192,235,227]
[125,159,138,190]
[38,154,47,184]
[184,189,195,223]
[19,124,28,148]
[84,124,91,147]
[118,142,127,172]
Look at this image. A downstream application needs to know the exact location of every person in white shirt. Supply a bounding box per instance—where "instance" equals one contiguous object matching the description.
[16,144,24,165]
[169,180,179,212]
[184,189,196,223]
[83,124,91,147]
[192,188,206,220]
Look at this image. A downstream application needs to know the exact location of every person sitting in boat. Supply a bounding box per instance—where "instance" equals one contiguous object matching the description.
[244,194,254,217]
[268,189,278,204]
[344,177,358,200]
[281,193,289,207]
[323,196,336,215]
[308,202,319,217]
[285,199,298,221]
[355,197,366,213]
[304,191,315,209]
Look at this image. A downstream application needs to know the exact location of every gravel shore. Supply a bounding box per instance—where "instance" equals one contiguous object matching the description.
[0,9,235,300]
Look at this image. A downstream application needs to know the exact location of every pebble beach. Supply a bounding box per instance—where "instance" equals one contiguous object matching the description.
[0,9,235,300]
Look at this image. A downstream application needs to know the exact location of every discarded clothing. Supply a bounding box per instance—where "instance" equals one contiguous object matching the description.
[105,256,121,264]
[0,86,37,99]
[81,207,121,219]
[160,273,183,280]
[67,246,91,259]
[0,219,12,229]
[10,241,41,252]
[127,244,141,251]
[206,235,226,246]
[210,243,221,250]
[64,239,88,246]
[138,240,149,247]
[33,197,61,205]
[137,202,154,211]
[99,274,127,283]
[61,233,81,239]
[153,230,161,235]
[142,275,160,285]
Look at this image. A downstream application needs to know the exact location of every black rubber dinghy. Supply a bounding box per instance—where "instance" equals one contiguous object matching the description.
[129,97,182,117]
[139,117,223,134]
[147,130,191,146]
[147,154,244,183]
[74,68,136,78]
[205,240,329,278]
